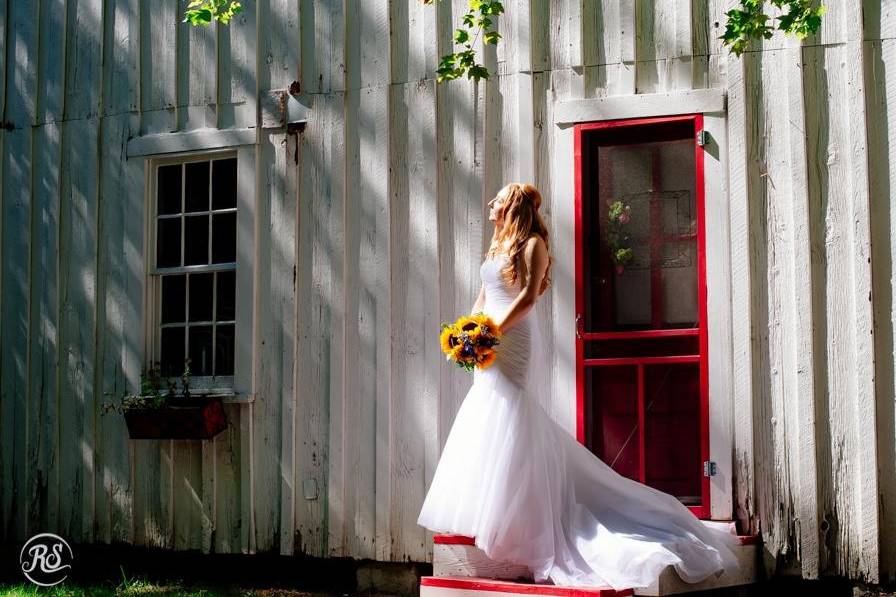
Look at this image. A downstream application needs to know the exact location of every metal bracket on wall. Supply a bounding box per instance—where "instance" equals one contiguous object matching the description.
[261,88,312,130]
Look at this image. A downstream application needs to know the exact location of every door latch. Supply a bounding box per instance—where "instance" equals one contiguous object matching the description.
[703,460,717,477]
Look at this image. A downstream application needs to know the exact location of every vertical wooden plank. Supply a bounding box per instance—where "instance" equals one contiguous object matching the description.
[253,126,293,553]
[388,78,411,560]
[139,0,177,133]
[95,0,140,547]
[201,438,215,554]
[216,0,257,129]
[617,0,637,96]
[783,42,820,578]
[324,91,346,558]
[635,0,657,93]
[388,0,438,560]
[726,51,757,533]
[516,0,534,182]
[172,440,203,550]
[275,127,297,557]
[0,0,6,121]
[358,0,392,561]
[530,71,555,416]
[844,0,880,581]
[58,119,99,545]
[29,122,62,537]
[177,0,217,130]
[753,48,796,561]
[866,37,896,582]
[581,0,605,98]
[252,0,300,555]
[416,0,443,563]
[60,0,103,546]
[0,0,38,544]
[547,69,576,434]
[705,0,730,93]
[26,0,66,540]
[294,94,334,558]
[340,0,373,559]
[234,144,255,555]
[690,0,709,89]
[213,405,242,553]
[529,0,550,74]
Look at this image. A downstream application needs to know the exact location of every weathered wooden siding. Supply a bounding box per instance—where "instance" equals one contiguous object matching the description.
[1,0,895,585]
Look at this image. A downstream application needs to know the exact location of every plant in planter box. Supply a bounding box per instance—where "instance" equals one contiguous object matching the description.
[102,358,228,440]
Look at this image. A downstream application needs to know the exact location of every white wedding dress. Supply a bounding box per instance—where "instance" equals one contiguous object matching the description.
[416,252,741,590]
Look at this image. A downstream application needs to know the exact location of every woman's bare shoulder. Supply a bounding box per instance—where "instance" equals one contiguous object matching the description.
[523,235,547,255]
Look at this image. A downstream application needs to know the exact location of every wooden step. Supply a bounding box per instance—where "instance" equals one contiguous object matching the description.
[421,576,632,597]
[431,528,760,596]
[632,535,760,596]
[433,534,533,581]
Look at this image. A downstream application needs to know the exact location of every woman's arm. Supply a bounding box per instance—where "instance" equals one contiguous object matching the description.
[495,236,549,332]
[471,282,486,315]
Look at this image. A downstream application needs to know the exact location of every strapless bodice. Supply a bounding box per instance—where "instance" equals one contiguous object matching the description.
[476,253,534,389]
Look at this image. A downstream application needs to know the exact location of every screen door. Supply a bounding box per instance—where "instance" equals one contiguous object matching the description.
[574,115,710,518]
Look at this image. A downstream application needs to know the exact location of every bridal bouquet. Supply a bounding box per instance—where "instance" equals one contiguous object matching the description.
[440,313,502,372]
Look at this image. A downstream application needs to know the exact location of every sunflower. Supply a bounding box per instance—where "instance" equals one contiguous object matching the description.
[440,325,459,355]
[470,312,501,338]
[477,348,497,369]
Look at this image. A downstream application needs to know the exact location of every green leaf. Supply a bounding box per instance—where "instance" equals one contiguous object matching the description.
[454,28,470,43]
[468,64,490,81]
[484,30,501,45]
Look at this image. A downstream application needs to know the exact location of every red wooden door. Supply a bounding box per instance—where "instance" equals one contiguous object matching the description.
[574,115,710,518]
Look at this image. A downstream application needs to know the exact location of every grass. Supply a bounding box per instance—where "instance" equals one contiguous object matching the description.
[0,577,351,597]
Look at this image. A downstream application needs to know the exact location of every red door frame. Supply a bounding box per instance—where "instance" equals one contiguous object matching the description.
[573,113,710,519]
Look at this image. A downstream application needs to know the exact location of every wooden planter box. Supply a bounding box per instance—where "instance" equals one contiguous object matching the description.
[124,395,228,440]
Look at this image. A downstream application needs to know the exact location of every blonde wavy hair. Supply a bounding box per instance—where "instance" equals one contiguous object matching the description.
[486,182,554,296]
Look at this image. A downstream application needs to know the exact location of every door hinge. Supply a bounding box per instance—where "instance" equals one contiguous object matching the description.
[697,130,710,147]
[703,460,717,477]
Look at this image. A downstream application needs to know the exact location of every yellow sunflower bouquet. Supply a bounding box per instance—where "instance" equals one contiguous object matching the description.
[440,312,502,372]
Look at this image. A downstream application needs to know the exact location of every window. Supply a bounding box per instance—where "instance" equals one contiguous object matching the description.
[147,150,248,395]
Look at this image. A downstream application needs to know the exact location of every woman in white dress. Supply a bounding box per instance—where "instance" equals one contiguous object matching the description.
[416,182,741,590]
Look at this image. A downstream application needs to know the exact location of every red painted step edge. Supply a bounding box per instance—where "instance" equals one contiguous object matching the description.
[434,533,761,546]
[421,576,633,597]
[434,534,477,545]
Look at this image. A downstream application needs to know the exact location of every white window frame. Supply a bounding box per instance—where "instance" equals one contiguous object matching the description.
[143,144,256,403]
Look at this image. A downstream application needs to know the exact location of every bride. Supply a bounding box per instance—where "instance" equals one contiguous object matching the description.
[416,182,741,590]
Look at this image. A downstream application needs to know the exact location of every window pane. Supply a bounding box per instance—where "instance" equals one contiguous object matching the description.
[189,325,214,376]
[216,270,235,321]
[189,272,214,322]
[212,158,237,210]
[212,212,236,263]
[184,214,210,265]
[161,326,185,378]
[157,165,182,215]
[185,161,210,213]
[156,218,181,268]
[215,323,235,375]
[161,274,186,324]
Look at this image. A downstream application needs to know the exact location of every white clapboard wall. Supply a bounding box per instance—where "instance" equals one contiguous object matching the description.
[0,0,893,586]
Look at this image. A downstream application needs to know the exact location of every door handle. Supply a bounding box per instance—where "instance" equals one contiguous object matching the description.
[575,313,583,339]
